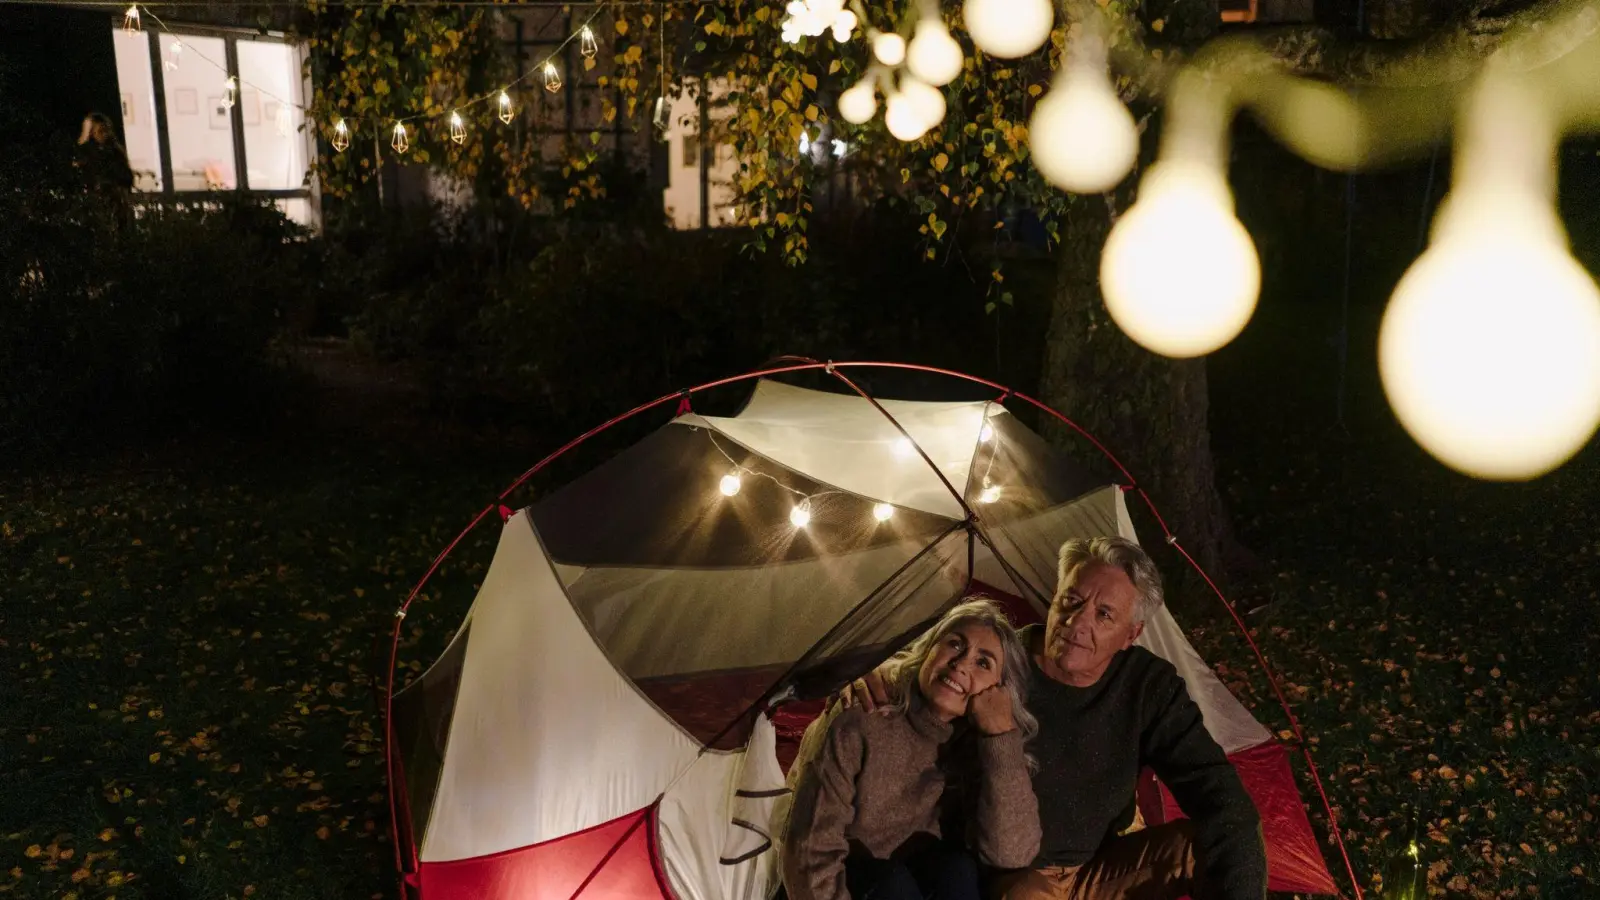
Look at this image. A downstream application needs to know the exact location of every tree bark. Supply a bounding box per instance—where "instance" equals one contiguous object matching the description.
[1036,191,1235,605]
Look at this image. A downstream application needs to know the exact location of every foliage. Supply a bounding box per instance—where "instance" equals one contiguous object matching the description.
[0,139,319,453]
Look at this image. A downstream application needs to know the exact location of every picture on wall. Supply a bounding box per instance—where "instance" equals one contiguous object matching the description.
[174,88,198,116]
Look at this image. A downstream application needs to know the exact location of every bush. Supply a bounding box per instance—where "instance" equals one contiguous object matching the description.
[0,145,318,452]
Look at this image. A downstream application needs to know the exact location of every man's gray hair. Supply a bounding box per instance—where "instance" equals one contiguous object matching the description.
[1056,536,1164,625]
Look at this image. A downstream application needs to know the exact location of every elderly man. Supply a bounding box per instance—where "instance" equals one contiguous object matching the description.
[850,536,1265,900]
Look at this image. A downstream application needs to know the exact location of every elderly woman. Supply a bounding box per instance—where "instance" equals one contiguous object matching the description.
[781,598,1042,900]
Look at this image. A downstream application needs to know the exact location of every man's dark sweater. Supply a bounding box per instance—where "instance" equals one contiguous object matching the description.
[1019,624,1267,900]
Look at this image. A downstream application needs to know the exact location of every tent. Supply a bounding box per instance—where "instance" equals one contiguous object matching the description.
[384,362,1350,900]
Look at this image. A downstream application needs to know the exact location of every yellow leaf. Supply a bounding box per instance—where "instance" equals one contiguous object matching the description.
[772,99,789,115]
[1028,84,1043,97]
[800,72,818,91]
[99,829,117,841]
[24,845,41,859]
[177,855,186,864]
[254,814,269,828]
[148,752,160,763]
[583,57,595,71]
[316,826,331,840]
[625,45,644,64]
[828,60,841,74]
[934,153,949,171]
[805,104,819,121]
[72,869,90,884]
[614,19,629,35]
[1151,18,1165,32]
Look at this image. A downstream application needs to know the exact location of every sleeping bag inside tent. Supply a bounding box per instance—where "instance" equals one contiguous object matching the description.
[386,375,1340,899]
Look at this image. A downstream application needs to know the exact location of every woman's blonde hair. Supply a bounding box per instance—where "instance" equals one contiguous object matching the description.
[877,597,1038,761]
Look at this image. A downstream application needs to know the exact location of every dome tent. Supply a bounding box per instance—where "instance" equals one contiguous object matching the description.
[383,361,1348,900]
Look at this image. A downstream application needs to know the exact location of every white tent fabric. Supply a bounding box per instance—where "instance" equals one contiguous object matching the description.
[421,514,720,862]
[693,382,996,518]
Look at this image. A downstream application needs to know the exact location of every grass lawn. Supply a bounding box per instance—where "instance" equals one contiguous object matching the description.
[2,360,1597,900]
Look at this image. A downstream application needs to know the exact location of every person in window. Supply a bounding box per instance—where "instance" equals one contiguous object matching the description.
[781,598,1042,900]
[75,112,135,197]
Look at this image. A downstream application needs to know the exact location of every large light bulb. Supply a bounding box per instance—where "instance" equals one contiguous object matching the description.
[899,77,946,132]
[962,0,1052,59]
[1379,190,1600,480]
[838,80,877,124]
[1029,67,1138,193]
[831,9,858,41]
[884,91,929,142]
[872,503,895,522]
[809,0,845,21]
[1100,161,1260,358]
[906,19,964,87]
[892,436,916,458]
[978,483,1001,504]
[790,503,813,528]
[873,32,907,67]
[719,473,742,496]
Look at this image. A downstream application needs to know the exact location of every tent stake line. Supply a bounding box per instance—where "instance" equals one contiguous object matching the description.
[380,358,1361,900]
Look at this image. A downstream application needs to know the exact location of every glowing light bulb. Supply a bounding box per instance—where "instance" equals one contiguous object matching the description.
[873,503,895,522]
[719,473,742,496]
[809,0,845,21]
[906,19,964,87]
[1100,161,1260,358]
[497,90,514,124]
[390,122,409,153]
[1029,66,1138,193]
[123,4,140,31]
[165,39,182,72]
[579,24,599,58]
[873,32,907,67]
[892,436,916,458]
[962,0,1052,59]
[838,80,877,125]
[449,110,466,144]
[884,91,929,142]
[903,78,944,125]
[331,118,350,153]
[1408,841,1420,860]
[831,9,857,42]
[653,96,672,132]
[1379,189,1600,480]
[543,61,563,93]
[790,503,812,528]
[222,77,238,110]
[799,132,812,156]
[979,483,1001,504]
[979,423,994,443]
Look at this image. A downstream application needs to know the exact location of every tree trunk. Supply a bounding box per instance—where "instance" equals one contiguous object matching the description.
[1036,192,1235,607]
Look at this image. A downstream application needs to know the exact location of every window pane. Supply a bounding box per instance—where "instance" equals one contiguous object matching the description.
[236,40,309,191]
[275,198,314,227]
[161,35,235,190]
[111,30,162,191]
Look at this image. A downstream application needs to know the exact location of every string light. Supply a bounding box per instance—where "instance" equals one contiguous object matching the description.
[872,502,895,522]
[979,423,994,443]
[831,9,857,42]
[579,24,599,58]
[164,38,182,72]
[899,76,946,132]
[123,4,141,31]
[838,80,878,124]
[543,61,563,93]
[885,89,929,141]
[873,32,907,67]
[962,0,1052,59]
[222,76,238,110]
[906,17,964,87]
[1100,160,1260,357]
[449,110,466,144]
[789,502,812,528]
[719,473,743,496]
[275,103,293,137]
[391,121,409,153]
[497,90,514,124]
[978,482,1001,504]
[1029,57,1138,193]
[331,118,350,153]
[653,96,672,132]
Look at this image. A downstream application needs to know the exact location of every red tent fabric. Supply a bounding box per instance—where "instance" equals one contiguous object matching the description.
[416,806,671,900]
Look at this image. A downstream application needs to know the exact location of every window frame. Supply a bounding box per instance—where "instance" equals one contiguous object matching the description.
[116,17,317,216]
